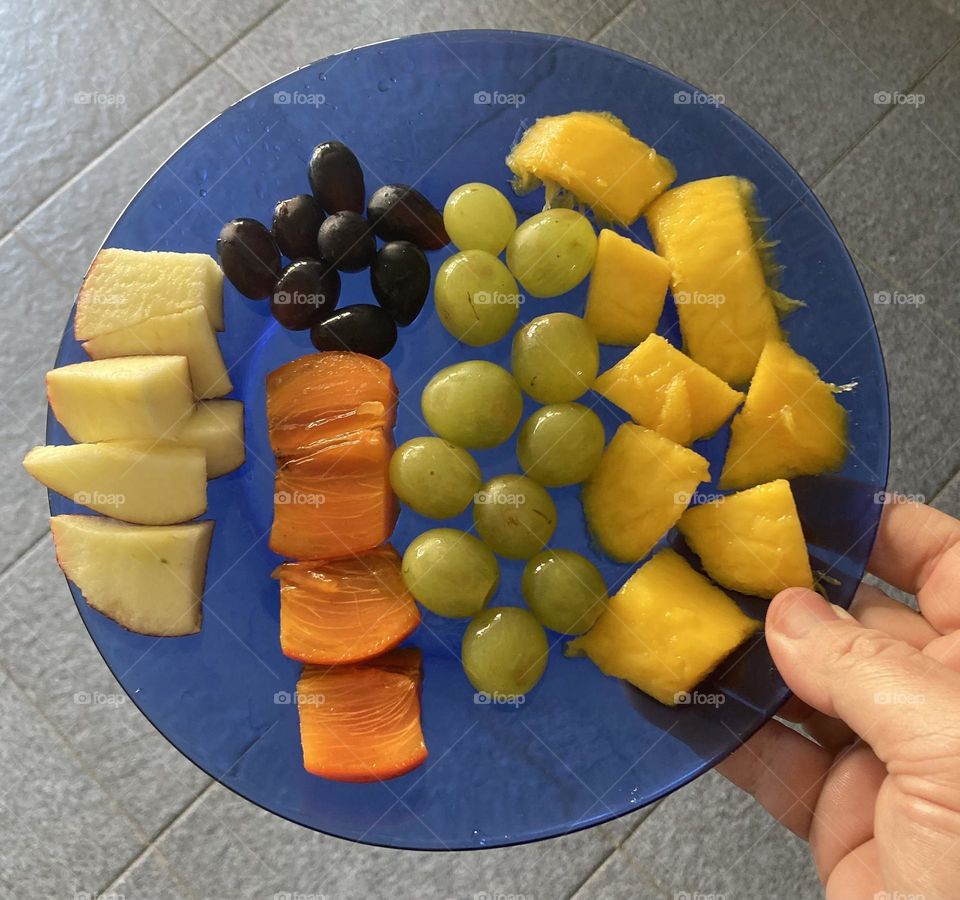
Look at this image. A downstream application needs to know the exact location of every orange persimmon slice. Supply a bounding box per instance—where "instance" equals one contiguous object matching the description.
[275,546,420,665]
[267,352,397,460]
[270,428,397,560]
[296,648,427,782]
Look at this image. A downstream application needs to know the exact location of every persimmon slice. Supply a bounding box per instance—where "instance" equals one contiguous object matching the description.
[275,546,420,665]
[267,352,397,460]
[296,648,427,782]
[270,428,397,560]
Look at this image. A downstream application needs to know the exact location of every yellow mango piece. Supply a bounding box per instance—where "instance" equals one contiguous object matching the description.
[506,112,676,226]
[720,341,848,489]
[679,479,813,599]
[567,549,760,705]
[646,176,784,385]
[582,424,709,563]
[594,334,744,445]
[584,230,671,345]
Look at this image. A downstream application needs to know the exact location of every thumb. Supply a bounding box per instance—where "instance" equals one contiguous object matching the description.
[767,588,960,768]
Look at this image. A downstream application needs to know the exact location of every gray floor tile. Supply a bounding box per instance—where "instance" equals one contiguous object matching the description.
[854,266,960,501]
[575,771,822,900]
[597,0,958,182]
[594,0,797,94]
[0,234,74,574]
[0,0,207,234]
[220,0,629,92]
[0,537,211,837]
[933,467,960,514]
[0,668,145,898]
[931,0,960,19]
[148,780,642,900]
[816,44,960,291]
[103,846,196,900]
[800,0,960,86]
[146,0,286,58]
[18,62,248,291]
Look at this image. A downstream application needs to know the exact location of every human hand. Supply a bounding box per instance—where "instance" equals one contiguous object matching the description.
[718,499,960,899]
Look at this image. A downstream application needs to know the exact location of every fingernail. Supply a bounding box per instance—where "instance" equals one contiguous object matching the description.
[775,590,842,639]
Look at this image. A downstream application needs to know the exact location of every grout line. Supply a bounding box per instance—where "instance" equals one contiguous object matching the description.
[0,532,47,584]
[811,32,960,190]
[564,802,662,899]
[588,0,639,41]
[96,781,218,898]
[144,0,291,74]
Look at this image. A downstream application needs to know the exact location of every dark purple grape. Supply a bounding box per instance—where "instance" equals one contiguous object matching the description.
[308,141,365,214]
[310,304,397,359]
[270,260,340,331]
[317,211,376,273]
[366,184,449,250]
[370,241,430,326]
[271,195,325,260]
[217,218,281,299]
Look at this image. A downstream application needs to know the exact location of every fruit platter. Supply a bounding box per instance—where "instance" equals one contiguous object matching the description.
[33,32,888,849]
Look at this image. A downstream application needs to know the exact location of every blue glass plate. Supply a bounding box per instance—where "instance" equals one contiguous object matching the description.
[47,30,889,850]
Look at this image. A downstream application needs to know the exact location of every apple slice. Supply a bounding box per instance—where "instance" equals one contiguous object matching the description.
[23,442,206,525]
[46,356,194,443]
[173,400,245,478]
[50,515,214,636]
[82,306,232,399]
[75,248,223,340]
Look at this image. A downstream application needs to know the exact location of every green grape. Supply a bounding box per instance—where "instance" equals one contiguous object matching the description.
[517,403,606,487]
[443,183,517,255]
[402,528,499,618]
[422,361,523,449]
[462,606,549,697]
[511,313,599,403]
[434,250,521,346]
[522,549,608,634]
[390,437,482,519]
[506,208,597,298]
[473,474,557,559]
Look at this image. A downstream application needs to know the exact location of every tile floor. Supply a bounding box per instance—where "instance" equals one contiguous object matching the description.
[1,0,958,897]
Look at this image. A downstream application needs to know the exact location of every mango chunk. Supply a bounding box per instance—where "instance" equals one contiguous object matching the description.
[506,112,676,226]
[679,479,813,599]
[594,334,744,445]
[582,424,709,563]
[567,549,760,706]
[720,341,848,489]
[584,230,671,345]
[646,176,784,385]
